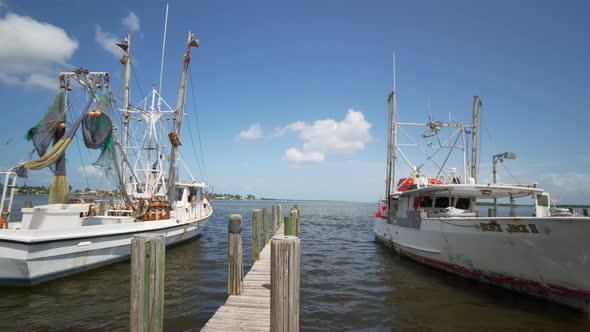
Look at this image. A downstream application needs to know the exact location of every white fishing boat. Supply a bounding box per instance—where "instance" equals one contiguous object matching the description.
[0,31,212,286]
[374,72,590,311]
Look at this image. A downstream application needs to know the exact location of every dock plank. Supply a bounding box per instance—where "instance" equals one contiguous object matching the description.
[201,225,284,331]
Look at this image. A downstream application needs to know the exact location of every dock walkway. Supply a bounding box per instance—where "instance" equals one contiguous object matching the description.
[201,225,284,331]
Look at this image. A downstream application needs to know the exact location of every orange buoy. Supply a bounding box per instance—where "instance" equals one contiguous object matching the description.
[94,110,102,117]
[397,177,414,192]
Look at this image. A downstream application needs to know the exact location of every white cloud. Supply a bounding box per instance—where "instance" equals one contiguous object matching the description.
[95,25,122,57]
[279,109,372,166]
[283,148,325,167]
[538,172,590,204]
[77,164,102,178]
[122,11,140,32]
[236,123,263,142]
[0,12,78,89]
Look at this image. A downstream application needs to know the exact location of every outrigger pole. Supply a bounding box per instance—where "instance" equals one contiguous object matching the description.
[385,51,398,209]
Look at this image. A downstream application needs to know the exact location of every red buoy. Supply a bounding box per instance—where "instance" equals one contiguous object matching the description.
[381,204,386,211]
[375,210,382,218]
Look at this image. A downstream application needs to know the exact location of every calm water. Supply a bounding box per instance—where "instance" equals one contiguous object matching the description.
[1,198,589,331]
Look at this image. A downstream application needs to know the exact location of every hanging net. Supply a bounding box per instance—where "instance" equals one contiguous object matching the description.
[82,90,113,150]
[24,90,66,170]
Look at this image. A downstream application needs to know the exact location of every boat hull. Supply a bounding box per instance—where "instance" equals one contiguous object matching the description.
[374,217,590,312]
[0,218,208,286]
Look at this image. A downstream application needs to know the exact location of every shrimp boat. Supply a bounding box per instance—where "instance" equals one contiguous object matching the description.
[0,32,212,286]
[374,85,590,311]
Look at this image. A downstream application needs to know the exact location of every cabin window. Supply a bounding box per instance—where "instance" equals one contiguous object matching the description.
[455,198,470,210]
[537,194,549,207]
[422,196,433,208]
[176,188,185,201]
[189,187,198,196]
[434,196,450,208]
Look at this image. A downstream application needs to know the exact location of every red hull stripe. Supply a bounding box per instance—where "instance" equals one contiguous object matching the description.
[376,235,590,299]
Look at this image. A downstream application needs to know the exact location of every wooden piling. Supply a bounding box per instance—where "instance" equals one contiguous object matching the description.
[290,207,300,237]
[278,205,283,227]
[284,216,297,237]
[23,200,33,208]
[488,208,495,218]
[263,207,269,246]
[228,214,243,295]
[130,234,165,332]
[271,236,300,332]
[253,209,261,262]
[272,205,278,235]
[583,208,589,217]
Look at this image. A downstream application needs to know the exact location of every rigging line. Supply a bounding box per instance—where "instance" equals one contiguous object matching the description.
[501,163,521,185]
[131,63,145,98]
[184,112,204,180]
[189,66,208,183]
[68,95,91,189]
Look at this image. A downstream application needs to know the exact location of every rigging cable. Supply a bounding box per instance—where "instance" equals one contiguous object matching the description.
[188,65,208,183]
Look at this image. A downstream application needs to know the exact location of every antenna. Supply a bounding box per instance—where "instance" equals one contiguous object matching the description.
[392,50,396,92]
[158,2,170,102]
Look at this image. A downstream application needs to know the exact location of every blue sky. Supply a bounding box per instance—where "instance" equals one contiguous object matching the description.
[0,0,589,203]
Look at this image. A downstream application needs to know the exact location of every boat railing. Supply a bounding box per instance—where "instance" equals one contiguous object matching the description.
[0,171,18,229]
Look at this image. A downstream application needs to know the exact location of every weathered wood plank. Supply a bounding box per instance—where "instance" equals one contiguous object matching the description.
[202,224,285,332]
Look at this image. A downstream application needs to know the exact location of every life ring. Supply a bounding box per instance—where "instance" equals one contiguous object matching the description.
[428,178,443,185]
[397,177,414,192]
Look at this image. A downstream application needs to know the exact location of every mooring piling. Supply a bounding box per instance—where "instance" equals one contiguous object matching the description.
[284,215,297,237]
[130,234,165,332]
[583,208,589,217]
[271,235,301,332]
[253,209,261,263]
[272,205,278,235]
[228,214,243,295]
[263,207,269,246]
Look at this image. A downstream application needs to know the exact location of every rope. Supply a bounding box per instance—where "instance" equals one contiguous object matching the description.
[188,66,208,183]
[131,63,145,98]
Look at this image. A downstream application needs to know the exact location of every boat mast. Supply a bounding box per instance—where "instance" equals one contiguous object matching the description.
[167,32,199,202]
[470,96,480,182]
[119,35,132,181]
[385,52,398,200]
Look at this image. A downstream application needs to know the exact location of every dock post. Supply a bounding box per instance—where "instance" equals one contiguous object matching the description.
[278,205,283,227]
[284,216,297,237]
[290,207,300,237]
[583,208,589,217]
[263,207,269,246]
[271,236,300,332]
[23,200,33,208]
[253,209,261,262]
[130,234,165,332]
[228,214,243,295]
[272,205,278,235]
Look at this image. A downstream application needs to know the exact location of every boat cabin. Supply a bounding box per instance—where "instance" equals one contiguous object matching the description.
[386,182,551,221]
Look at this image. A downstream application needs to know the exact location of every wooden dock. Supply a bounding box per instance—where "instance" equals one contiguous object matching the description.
[201,225,285,331]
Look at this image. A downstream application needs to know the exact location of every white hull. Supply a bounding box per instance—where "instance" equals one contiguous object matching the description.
[0,215,210,286]
[374,216,590,312]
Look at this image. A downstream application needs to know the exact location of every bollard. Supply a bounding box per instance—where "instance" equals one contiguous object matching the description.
[263,207,269,246]
[272,206,278,235]
[284,216,297,237]
[228,214,243,295]
[583,208,589,217]
[23,200,33,208]
[130,234,165,332]
[271,236,300,332]
[253,209,261,262]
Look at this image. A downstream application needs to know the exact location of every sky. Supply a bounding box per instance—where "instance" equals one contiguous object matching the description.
[0,0,589,203]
